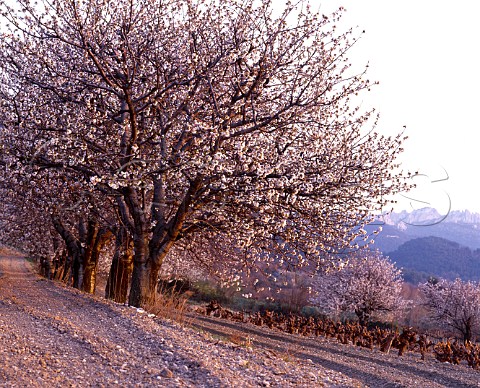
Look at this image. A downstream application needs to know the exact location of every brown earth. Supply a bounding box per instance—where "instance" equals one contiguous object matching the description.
[0,253,357,387]
[1,253,479,387]
[188,313,480,387]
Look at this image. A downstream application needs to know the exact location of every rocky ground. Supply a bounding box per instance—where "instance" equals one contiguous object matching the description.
[0,253,479,387]
[189,314,480,387]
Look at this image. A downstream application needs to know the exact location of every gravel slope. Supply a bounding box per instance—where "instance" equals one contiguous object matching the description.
[1,253,479,387]
[188,313,480,387]
[0,254,360,387]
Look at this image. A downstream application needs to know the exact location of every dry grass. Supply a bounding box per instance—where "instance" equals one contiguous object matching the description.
[227,333,254,348]
[145,287,193,325]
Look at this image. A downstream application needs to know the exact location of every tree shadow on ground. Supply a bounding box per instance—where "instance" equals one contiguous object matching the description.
[189,313,479,388]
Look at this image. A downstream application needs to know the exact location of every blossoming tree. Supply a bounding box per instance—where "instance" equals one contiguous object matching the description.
[311,250,405,326]
[420,278,480,342]
[0,0,410,306]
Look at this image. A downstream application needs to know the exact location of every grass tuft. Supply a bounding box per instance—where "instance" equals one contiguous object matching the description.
[145,284,194,325]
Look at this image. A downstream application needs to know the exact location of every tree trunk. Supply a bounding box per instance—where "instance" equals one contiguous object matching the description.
[106,248,133,303]
[128,235,175,307]
[72,256,82,288]
[82,222,112,294]
[52,215,84,287]
[106,228,134,303]
[51,238,64,280]
[74,219,87,288]
[40,257,51,278]
[128,257,161,307]
[62,250,75,284]
[53,249,66,280]
[47,257,54,279]
[123,176,202,307]
[464,324,473,343]
[79,220,97,291]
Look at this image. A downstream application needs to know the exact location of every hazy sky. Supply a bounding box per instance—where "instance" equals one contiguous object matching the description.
[312,0,480,214]
[3,0,478,213]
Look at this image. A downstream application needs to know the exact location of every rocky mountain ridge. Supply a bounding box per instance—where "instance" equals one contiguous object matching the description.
[383,208,480,228]
[371,208,480,252]
[369,208,480,283]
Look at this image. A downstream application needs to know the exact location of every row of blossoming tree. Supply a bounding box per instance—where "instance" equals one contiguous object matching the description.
[310,249,480,342]
[0,0,410,307]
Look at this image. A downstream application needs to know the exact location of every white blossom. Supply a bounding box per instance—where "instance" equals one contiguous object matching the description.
[420,278,480,342]
[311,250,404,325]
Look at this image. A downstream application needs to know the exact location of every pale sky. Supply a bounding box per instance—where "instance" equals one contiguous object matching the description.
[3,0,479,213]
[312,0,480,214]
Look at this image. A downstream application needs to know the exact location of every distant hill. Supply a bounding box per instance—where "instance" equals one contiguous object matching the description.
[364,223,411,253]
[369,208,480,252]
[365,208,480,284]
[387,236,480,284]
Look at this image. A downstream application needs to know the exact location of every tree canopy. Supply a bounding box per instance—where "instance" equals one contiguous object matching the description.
[0,0,410,306]
[420,278,480,342]
[311,250,405,325]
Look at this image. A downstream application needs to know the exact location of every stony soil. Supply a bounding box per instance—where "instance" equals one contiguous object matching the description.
[188,314,480,387]
[0,254,359,387]
[1,253,479,387]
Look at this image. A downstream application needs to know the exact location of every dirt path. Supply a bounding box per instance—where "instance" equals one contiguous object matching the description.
[2,254,480,387]
[0,254,186,386]
[187,310,480,387]
[0,254,359,387]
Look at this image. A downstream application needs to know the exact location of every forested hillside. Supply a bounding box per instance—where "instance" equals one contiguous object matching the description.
[369,208,480,252]
[387,236,480,283]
